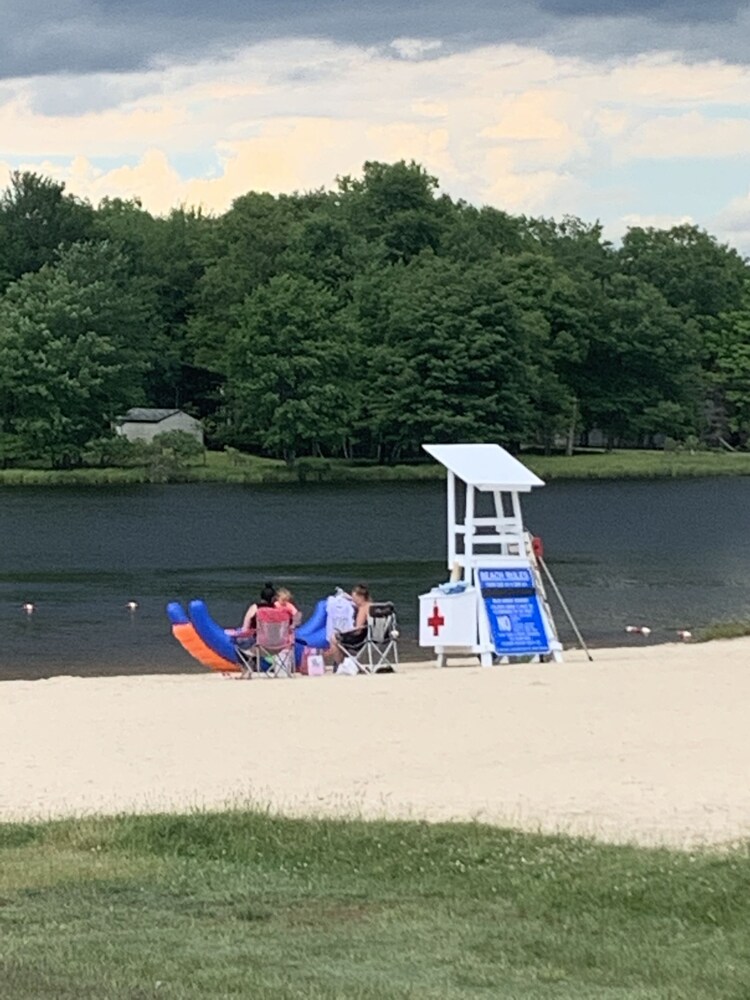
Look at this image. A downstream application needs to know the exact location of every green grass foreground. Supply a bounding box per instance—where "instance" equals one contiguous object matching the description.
[4,448,750,486]
[2,811,750,999]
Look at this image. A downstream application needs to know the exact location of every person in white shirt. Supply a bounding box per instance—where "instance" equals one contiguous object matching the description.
[330,584,371,666]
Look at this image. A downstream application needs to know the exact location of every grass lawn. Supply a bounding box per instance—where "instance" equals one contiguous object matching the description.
[4,448,750,486]
[0,451,286,486]
[530,449,750,481]
[1,811,750,999]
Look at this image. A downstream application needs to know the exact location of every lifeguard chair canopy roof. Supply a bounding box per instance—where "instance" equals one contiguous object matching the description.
[423,443,544,492]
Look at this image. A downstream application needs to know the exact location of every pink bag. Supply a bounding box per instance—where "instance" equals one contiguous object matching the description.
[307,653,325,677]
[301,648,325,676]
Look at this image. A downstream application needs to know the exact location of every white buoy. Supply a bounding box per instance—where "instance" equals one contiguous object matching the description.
[640,626,652,637]
[677,630,692,641]
[22,602,35,614]
[126,601,139,611]
[625,625,639,633]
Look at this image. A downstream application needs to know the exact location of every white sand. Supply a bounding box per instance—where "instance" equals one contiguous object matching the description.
[2,639,750,847]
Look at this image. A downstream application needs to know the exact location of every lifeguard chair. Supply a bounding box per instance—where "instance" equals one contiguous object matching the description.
[418,443,562,667]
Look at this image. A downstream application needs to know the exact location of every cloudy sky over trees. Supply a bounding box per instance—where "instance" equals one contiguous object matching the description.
[3,0,750,247]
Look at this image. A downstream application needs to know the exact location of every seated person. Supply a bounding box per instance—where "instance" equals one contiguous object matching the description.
[330,584,371,666]
[275,586,301,627]
[225,583,277,647]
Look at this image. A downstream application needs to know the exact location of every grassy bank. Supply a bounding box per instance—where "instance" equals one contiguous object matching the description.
[696,619,750,642]
[0,451,441,486]
[2,810,750,999]
[4,448,750,486]
[531,448,750,481]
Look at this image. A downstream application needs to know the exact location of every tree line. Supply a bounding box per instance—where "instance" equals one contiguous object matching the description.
[0,162,748,468]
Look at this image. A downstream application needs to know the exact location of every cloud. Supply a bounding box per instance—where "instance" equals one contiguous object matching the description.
[538,0,744,22]
[713,192,750,251]
[479,90,589,168]
[482,151,579,214]
[608,57,750,106]
[9,151,185,216]
[621,113,750,160]
[619,211,695,231]
[0,1,532,79]
[3,39,750,251]
[390,38,443,60]
[2,0,750,82]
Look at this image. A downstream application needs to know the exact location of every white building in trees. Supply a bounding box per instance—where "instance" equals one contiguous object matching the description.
[115,408,204,445]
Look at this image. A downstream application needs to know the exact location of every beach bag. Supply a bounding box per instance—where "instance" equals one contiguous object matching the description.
[300,647,324,675]
[307,653,325,677]
[336,656,359,676]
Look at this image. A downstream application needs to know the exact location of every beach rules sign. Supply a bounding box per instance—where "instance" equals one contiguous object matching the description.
[476,566,551,656]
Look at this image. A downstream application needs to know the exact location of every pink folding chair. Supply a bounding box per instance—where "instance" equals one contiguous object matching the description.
[254,606,295,678]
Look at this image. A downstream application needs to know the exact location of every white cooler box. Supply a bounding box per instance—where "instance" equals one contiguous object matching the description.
[419,588,478,648]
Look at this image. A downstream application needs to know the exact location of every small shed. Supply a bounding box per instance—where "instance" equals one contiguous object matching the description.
[115,408,204,445]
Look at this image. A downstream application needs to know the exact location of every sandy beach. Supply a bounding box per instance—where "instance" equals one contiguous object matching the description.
[2,639,749,847]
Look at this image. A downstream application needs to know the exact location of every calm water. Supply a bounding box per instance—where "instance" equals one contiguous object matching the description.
[2,479,750,680]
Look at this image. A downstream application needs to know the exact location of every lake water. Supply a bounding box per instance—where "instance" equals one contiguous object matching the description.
[2,479,750,680]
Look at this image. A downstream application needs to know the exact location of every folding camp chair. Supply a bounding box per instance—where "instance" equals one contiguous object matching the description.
[252,607,295,678]
[232,632,257,679]
[340,602,399,674]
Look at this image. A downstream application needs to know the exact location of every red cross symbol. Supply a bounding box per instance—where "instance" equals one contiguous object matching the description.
[427,604,445,636]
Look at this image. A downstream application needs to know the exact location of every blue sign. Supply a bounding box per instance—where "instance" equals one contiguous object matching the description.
[477,566,551,656]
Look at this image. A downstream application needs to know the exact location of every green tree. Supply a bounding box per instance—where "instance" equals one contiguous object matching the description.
[278,195,369,296]
[82,435,146,467]
[189,192,305,371]
[526,216,615,283]
[224,275,354,462]
[711,308,750,442]
[487,252,583,453]
[580,275,701,446]
[338,160,449,264]
[442,203,526,263]
[0,162,744,466]
[354,253,542,460]
[620,225,749,444]
[620,225,746,319]
[96,199,213,409]
[152,429,205,464]
[0,242,150,465]
[0,171,95,291]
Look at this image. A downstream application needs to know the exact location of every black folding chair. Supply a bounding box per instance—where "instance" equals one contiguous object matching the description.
[340,602,399,674]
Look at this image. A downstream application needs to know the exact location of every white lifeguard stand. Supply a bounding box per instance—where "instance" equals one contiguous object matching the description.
[418,443,563,666]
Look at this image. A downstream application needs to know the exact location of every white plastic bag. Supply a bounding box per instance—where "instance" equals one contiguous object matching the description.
[336,656,359,676]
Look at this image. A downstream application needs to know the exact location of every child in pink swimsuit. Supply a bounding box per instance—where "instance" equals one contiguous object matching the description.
[275,587,301,626]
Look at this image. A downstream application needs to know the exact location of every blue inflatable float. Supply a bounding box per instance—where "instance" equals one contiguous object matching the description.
[167,596,332,671]
[295,598,329,651]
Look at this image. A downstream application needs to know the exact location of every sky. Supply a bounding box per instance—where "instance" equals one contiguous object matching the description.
[3,0,750,250]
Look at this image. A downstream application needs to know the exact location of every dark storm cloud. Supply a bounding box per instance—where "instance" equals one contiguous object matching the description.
[538,0,745,21]
[1,0,749,81]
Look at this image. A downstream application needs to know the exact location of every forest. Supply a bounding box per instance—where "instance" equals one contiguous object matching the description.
[0,161,748,468]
